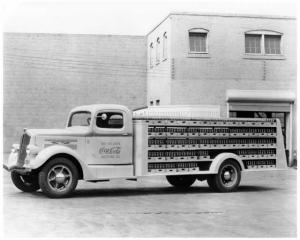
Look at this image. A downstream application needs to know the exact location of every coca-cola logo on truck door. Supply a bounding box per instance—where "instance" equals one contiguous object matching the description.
[99,142,121,159]
[99,146,121,154]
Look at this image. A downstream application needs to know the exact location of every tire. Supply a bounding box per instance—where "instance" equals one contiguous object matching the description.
[207,175,217,191]
[208,159,241,192]
[166,175,196,189]
[38,157,78,198]
[11,171,40,192]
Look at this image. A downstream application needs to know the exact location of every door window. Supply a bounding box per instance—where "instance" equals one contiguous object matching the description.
[68,111,91,127]
[96,112,123,129]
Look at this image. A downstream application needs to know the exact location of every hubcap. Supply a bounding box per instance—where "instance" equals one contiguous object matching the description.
[47,165,72,192]
[223,171,231,181]
[220,164,237,187]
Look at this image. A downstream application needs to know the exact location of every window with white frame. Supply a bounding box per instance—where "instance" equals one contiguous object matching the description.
[149,42,154,68]
[245,30,282,55]
[264,35,281,54]
[245,34,261,53]
[156,37,160,63]
[163,32,167,59]
[189,28,209,53]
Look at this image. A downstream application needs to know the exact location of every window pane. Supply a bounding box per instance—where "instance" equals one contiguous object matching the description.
[245,34,261,53]
[96,112,123,128]
[189,33,207,52]
[149,43,153,67]
[265,35,281,54]
[69,111,91,127]
[156,38,160,62]
[163,33,167,59]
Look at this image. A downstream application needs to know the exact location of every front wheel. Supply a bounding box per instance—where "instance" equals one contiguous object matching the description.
[207,160,241,192]
[11,171,40,192]
[38,158,78,198]
[166,175,196,189]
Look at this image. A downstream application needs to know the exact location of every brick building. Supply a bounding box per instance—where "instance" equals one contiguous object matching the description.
[147,12,296,165]
[3,33,147,151]
[3,12,297,165]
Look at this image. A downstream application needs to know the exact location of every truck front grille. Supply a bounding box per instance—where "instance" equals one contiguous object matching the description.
[17,133,31,167]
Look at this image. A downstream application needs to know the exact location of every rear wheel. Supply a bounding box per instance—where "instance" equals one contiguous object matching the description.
[166,175,196,189]
[39,158,78,198]
[207,160,241,192]
[11,171,40,192]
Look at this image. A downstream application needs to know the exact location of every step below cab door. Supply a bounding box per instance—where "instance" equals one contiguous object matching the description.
[86,109,133,165]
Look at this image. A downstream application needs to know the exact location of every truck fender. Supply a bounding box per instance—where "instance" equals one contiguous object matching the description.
[209,152,244,174]
[30,145,94,179]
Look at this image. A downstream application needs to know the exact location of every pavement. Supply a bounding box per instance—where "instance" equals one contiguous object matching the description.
[2,167,297,238]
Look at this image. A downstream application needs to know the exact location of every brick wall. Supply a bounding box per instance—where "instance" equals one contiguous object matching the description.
[4,33,147,152]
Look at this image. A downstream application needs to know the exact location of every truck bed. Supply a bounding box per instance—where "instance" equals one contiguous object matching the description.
[132,116,286,177]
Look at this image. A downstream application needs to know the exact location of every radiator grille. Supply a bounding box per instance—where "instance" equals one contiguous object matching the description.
[17,133,31,167]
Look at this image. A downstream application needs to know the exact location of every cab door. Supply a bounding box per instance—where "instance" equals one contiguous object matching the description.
[86,110,133,165]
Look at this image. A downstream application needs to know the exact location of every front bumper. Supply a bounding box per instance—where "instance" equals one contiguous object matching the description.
[3,152,31,173]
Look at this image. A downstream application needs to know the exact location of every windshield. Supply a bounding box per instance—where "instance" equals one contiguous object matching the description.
[68,111,91,127]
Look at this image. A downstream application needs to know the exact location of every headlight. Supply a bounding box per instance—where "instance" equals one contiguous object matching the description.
[11,148,18,153]
[11,144,20,153]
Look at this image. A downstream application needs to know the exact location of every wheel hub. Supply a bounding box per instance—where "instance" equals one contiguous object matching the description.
[47,165,72,191]
[224,171,231,180]
[55,172,66,184]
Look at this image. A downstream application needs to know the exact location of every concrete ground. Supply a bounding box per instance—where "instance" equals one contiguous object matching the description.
[3,168,297,238]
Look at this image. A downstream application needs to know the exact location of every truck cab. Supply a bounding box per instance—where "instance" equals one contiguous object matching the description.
[4,104,136,198]
[68,104,133,166]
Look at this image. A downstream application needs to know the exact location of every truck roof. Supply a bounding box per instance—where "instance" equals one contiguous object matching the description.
[70,104,131,115]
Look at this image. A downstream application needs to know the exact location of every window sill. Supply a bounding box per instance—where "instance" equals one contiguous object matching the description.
[243,54,286,60]
[188,52,211,58]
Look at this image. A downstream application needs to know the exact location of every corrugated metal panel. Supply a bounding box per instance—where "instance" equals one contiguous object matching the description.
[229,102,291,112]
[226,89,295,103]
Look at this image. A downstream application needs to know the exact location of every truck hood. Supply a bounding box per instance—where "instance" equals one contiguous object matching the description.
[26,127,91,137]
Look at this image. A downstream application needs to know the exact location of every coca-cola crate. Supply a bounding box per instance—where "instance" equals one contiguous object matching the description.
[188,167,199,172]
[199,155,210,160]
[187,127,199,136]
[148,156,165,162]
[230,133,239,137]
[187,144,198,150]
[239,133,249,137]
[148,145,165,150]
[177,120,189,126]
[268,143,277,148]
[244,121,255,126]
[184,120,197,126]
[177,167,189,172]
[147,119,166,125]
[165,168,176,173]
[188,155,198,160]
[199,143,211,149]
[239,144,249,148]
[258,132,268,137]
[249,144,259,148]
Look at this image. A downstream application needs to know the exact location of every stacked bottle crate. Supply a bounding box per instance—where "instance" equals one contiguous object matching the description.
[147,118,277,174]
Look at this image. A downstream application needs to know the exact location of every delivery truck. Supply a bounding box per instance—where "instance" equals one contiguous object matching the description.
[3,104,287,198]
